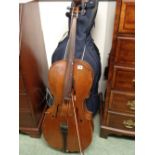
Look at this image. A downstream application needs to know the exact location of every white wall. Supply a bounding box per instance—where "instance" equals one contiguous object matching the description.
[39,2,70,66]
[90,2,116,92]
[99,2,116,92]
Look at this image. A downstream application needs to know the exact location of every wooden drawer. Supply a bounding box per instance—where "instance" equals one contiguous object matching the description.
[107,112,135,131]
[109,90,135,114]
[115,36,135,66]
[119,0,135,33]
[112,66,135,92]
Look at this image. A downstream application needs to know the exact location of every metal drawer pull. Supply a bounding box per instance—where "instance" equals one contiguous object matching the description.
[127,100,135,110]
[123,119,135,129]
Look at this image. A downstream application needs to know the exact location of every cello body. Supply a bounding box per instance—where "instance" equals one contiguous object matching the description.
[42,0,99,153]
[42,59,93,152]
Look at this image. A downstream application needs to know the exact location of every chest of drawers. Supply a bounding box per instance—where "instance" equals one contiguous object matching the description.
[100,0,135,138]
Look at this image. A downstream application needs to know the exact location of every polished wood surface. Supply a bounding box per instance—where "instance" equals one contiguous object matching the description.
[100,0,135,138]
[19,2,48,137]
[43,60,93,152]
[119,0,135,33]
[107,112,135,132]
[109,91,135,114]
[115,37,135,66]
[112,66,135,91]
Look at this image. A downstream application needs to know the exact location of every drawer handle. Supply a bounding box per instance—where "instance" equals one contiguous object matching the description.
[123,119,135,129]
[127,100,135,110]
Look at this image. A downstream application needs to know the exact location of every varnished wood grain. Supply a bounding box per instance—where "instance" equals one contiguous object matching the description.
[43,59,94,152]
[100,0,135,138]
[119,0,135,33]
[107,112,135,131]
[112,66,135,92]
[109,90,135,114]
[115,36,135,67]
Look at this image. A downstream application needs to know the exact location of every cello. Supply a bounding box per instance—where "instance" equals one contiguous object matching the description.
[42,0,94,154]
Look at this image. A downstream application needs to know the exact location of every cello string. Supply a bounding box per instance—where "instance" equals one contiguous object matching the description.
[81,45,86,60]
[71,93,84,155]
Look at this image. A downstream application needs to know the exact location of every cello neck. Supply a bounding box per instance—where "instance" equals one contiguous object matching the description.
[63,7,79,101]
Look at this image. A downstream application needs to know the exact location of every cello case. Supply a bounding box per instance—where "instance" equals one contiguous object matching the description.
[50,0,101,115]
